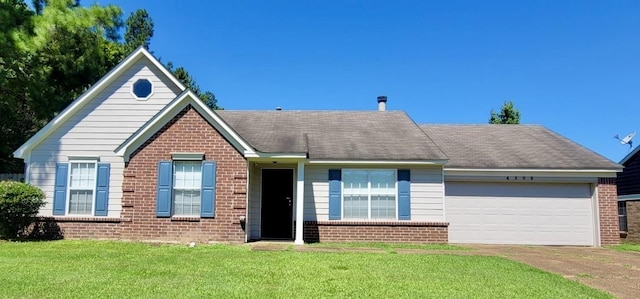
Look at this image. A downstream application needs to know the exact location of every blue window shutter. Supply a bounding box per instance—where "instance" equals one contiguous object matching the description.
[156,161,172,217]
[53,163,68,215]
[201,161,216,218]
[397,169,411,220]
[94,163,110,216]
[328,169,342,220]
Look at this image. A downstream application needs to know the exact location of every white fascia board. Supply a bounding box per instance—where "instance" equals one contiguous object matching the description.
[13,47,186,159]
[307,159,448,165]
[245,155,307,162]
[116,91,254,161]
[444,168,618,178]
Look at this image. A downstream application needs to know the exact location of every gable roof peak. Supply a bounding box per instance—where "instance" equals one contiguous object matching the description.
[13,46,186,159]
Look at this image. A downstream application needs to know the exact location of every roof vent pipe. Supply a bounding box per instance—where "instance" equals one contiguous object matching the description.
[377,96,387,112]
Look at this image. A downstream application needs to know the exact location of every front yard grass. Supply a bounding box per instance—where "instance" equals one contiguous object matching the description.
[0,240,612,298]
[307,241,469,252]
[608,242,640,252]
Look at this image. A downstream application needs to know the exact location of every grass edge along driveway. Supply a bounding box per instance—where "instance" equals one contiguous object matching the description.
[0,241,613,299]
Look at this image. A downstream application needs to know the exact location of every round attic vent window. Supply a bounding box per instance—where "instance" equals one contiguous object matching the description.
[132,79,153,99]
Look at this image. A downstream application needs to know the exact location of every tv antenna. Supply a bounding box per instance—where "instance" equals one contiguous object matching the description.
[614,131,636,149]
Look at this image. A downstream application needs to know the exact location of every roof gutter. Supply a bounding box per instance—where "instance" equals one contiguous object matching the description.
[445,168,619,178]
[307,159,448,165]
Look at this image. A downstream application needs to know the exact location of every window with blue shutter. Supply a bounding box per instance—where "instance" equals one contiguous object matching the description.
[157,159,217,218]
[54,160,111,216]
[156,161,173,217]
[53,163,68,215]
[334,169,409,220]
[328,169,342,220]
[94,163,111,216]
[397,169,411,220]
[200,161,216,218]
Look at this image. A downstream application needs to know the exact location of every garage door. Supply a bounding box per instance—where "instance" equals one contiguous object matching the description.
[445,182,595,245]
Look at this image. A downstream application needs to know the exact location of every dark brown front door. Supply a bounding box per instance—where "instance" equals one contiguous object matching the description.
[261,169,294,239]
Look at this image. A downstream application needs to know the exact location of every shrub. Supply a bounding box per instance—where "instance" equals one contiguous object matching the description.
[0,181,45,239]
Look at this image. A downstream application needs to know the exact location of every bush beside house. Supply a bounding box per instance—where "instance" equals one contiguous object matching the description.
[0,181,45,239]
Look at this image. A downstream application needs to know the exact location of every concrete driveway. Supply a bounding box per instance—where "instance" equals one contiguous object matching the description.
[471,245,640,299]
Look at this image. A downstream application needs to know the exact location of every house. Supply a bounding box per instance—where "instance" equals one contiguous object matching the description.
[616,146,640,242]
[13,48,622,246]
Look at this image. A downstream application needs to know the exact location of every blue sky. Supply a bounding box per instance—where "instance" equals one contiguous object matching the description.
[103,0,640,163]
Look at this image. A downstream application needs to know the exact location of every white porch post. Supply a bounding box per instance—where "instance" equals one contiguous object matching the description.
[295,160,305,245]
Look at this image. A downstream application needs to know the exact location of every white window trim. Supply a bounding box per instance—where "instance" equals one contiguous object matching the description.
[341,169,398,220]
[172,160,202,217]
[66,160,98,216]
[130,78,154,101]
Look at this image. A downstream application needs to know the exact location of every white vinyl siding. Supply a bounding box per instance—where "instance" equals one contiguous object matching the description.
[27,57,182,217]
[410,167,445,221]
[445,182,595,245]
[303,165,445,222]
[248,165,262,240]
[173,161,202,216]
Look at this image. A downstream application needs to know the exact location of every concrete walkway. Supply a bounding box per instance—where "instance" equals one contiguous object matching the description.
[250,242,640,298]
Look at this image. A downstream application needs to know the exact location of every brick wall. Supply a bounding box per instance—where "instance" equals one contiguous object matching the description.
[30,217,122,240]
[625,201,640,242]
[119,105,247,243]
[304,221,449,244]
[598,178,620,245]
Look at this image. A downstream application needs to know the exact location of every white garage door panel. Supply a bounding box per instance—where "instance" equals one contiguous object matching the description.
[446,182,595,246]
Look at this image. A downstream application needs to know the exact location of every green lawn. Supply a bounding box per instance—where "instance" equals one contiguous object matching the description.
[608,243,640,252]
[0,241,611,299]
[307,242,469,252]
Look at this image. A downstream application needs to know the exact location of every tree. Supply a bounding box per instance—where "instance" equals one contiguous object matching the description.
[1,0,124,172]
[0,1,221,172]
[124,9,153,53]
[489,101,521,124]
[166,62,221,110]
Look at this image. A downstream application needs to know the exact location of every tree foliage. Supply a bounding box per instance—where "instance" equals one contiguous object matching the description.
[166,62,221,110]
[124,8,153,52]
[0,0,220,172]
[489,101,521,124]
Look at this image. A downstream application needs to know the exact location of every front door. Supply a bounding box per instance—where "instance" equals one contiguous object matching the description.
[261,169,294,239]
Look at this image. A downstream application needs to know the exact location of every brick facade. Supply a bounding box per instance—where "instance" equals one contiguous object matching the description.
[598,178,620,245]
[625,200,640,242]
[304,221,449,243]
[119,105,247,243]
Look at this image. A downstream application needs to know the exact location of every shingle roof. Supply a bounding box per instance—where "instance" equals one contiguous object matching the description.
[217,110,448,161]
[419,124,621,170]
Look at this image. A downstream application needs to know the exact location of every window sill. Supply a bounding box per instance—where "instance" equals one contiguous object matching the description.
[37,216,128,223]
[171,216,201,222]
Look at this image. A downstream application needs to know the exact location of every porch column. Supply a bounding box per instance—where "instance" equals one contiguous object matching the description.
[295,160,305,245]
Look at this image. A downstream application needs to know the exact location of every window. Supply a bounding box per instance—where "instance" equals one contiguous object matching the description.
[343,170,396,219]
[132,79,153,99]
[173,161,202,216]
[156,159,216,218]
[619,201,628,232]
[68,162,96,215]
[53,161,110,216]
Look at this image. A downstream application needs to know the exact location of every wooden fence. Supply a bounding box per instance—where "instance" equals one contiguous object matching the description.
[0,173,25,182]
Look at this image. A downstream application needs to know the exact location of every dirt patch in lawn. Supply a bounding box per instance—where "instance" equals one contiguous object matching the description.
[472,245,640,299]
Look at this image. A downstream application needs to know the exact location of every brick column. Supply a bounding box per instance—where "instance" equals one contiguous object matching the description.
[598,178,620,245]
